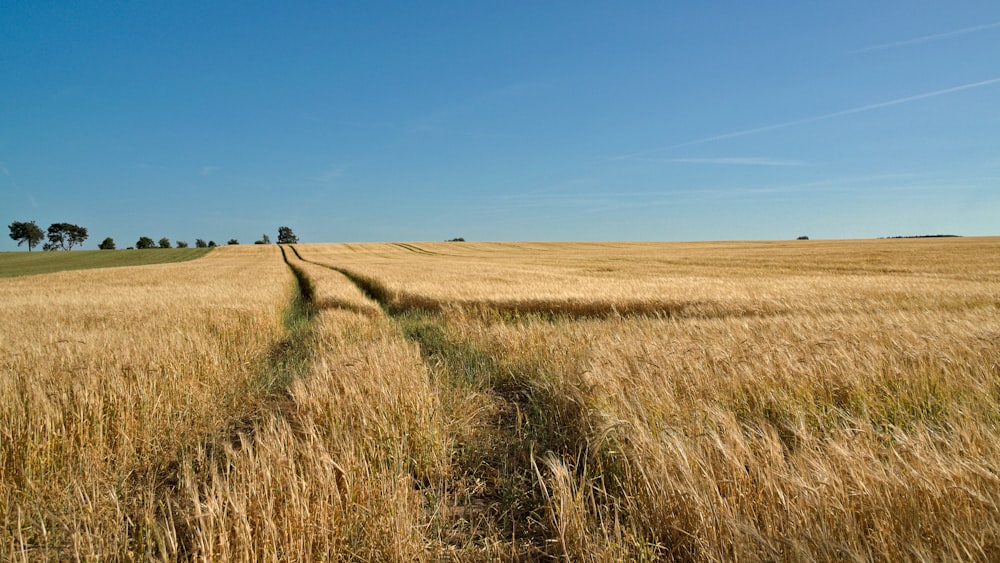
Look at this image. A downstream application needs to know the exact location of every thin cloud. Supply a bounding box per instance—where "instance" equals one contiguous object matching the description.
[404,80,547,136]
[310,166,348,183]
[852,21,1000,53]
[201,165,221,176]
[664,157,807,167]
[498,173,923,210]
[612,76,1000,160]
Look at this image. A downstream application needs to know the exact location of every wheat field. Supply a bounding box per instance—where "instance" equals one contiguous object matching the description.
[0,245,293,559]
[2,238,998,560]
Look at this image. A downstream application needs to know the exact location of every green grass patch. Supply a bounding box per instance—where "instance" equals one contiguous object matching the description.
[0,248,213,278]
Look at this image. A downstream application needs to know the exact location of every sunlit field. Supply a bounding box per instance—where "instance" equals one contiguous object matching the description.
[3,238,998,560]
[296,239,998,316]
[292,238,1000,560]
[0,246,294,559]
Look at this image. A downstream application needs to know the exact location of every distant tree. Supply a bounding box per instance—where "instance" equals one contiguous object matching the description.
[136,236,155,249]
[176,240,189,248]
[255,233,271,244]
[797,236,809,240]
[277,226,298,244]
[227,239,239,245]
[208,240,217,247]
[195,238,208,248]
[98,237,116,250]
[45,223,88,250]
[8,220,45,251]
[446,237,466,242]
[158,237,171,249]
[68,224,88,249]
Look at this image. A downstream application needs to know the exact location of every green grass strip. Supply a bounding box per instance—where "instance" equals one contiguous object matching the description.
[0,248,213,278]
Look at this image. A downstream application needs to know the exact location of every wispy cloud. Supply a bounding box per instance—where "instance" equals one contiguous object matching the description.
[497,172,925,211]
[852,20,1000,53]
[201,165,221,176]
[402,80,546,137]
[663,157,807,167]
[612,76,1000,160]
[296,112,324,123]
[0,163,9,177]
[310,165,349,184]
[51,85,86,100]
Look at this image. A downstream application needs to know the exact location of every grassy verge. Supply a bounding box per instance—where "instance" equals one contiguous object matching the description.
[0,248,212,278]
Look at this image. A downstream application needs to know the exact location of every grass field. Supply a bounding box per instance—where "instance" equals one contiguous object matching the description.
[0,248,212,278]
[2,238,998,560]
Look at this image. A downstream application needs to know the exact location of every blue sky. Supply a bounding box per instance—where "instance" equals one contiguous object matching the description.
[2,2,998,248]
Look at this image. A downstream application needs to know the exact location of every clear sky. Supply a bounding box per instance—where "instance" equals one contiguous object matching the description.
[2,2,998,249]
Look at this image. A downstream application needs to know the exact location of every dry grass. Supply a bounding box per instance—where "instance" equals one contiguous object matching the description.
[3,238,998,560]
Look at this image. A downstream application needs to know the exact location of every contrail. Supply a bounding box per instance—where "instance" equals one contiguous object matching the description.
[853,20,1000,53]
[612,76,1000,160]
[666,157,807,167]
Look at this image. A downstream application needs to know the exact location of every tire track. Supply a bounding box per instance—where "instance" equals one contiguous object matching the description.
[288,246,623,558]
[286,246,789,320]
[393,242,439,255]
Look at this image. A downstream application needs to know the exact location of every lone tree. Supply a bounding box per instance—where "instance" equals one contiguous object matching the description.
[44,223,88,250]
[8,220,45,251]
[277,226,298,244]
[255,233,271,244]
[176,240,189,248]
[158,237,171,249]
[227,239,239,245]
[195,238,208,248]
[136,236,155,249]
[98,237,116,250]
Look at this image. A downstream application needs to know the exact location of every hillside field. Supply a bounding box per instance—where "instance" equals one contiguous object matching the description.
[0,247,212,278]
[2,238,998,561]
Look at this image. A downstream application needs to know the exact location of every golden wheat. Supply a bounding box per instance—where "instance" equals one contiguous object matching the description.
[182,306,449,560]
[432,305,1000,560]
[282,246,381,316]
[294,238,999,317]
[0,245,292,559]
[3,238,998,560]
[290,237,999,560]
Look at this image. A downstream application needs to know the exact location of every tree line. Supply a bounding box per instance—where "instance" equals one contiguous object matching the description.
[8,221,299,251]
